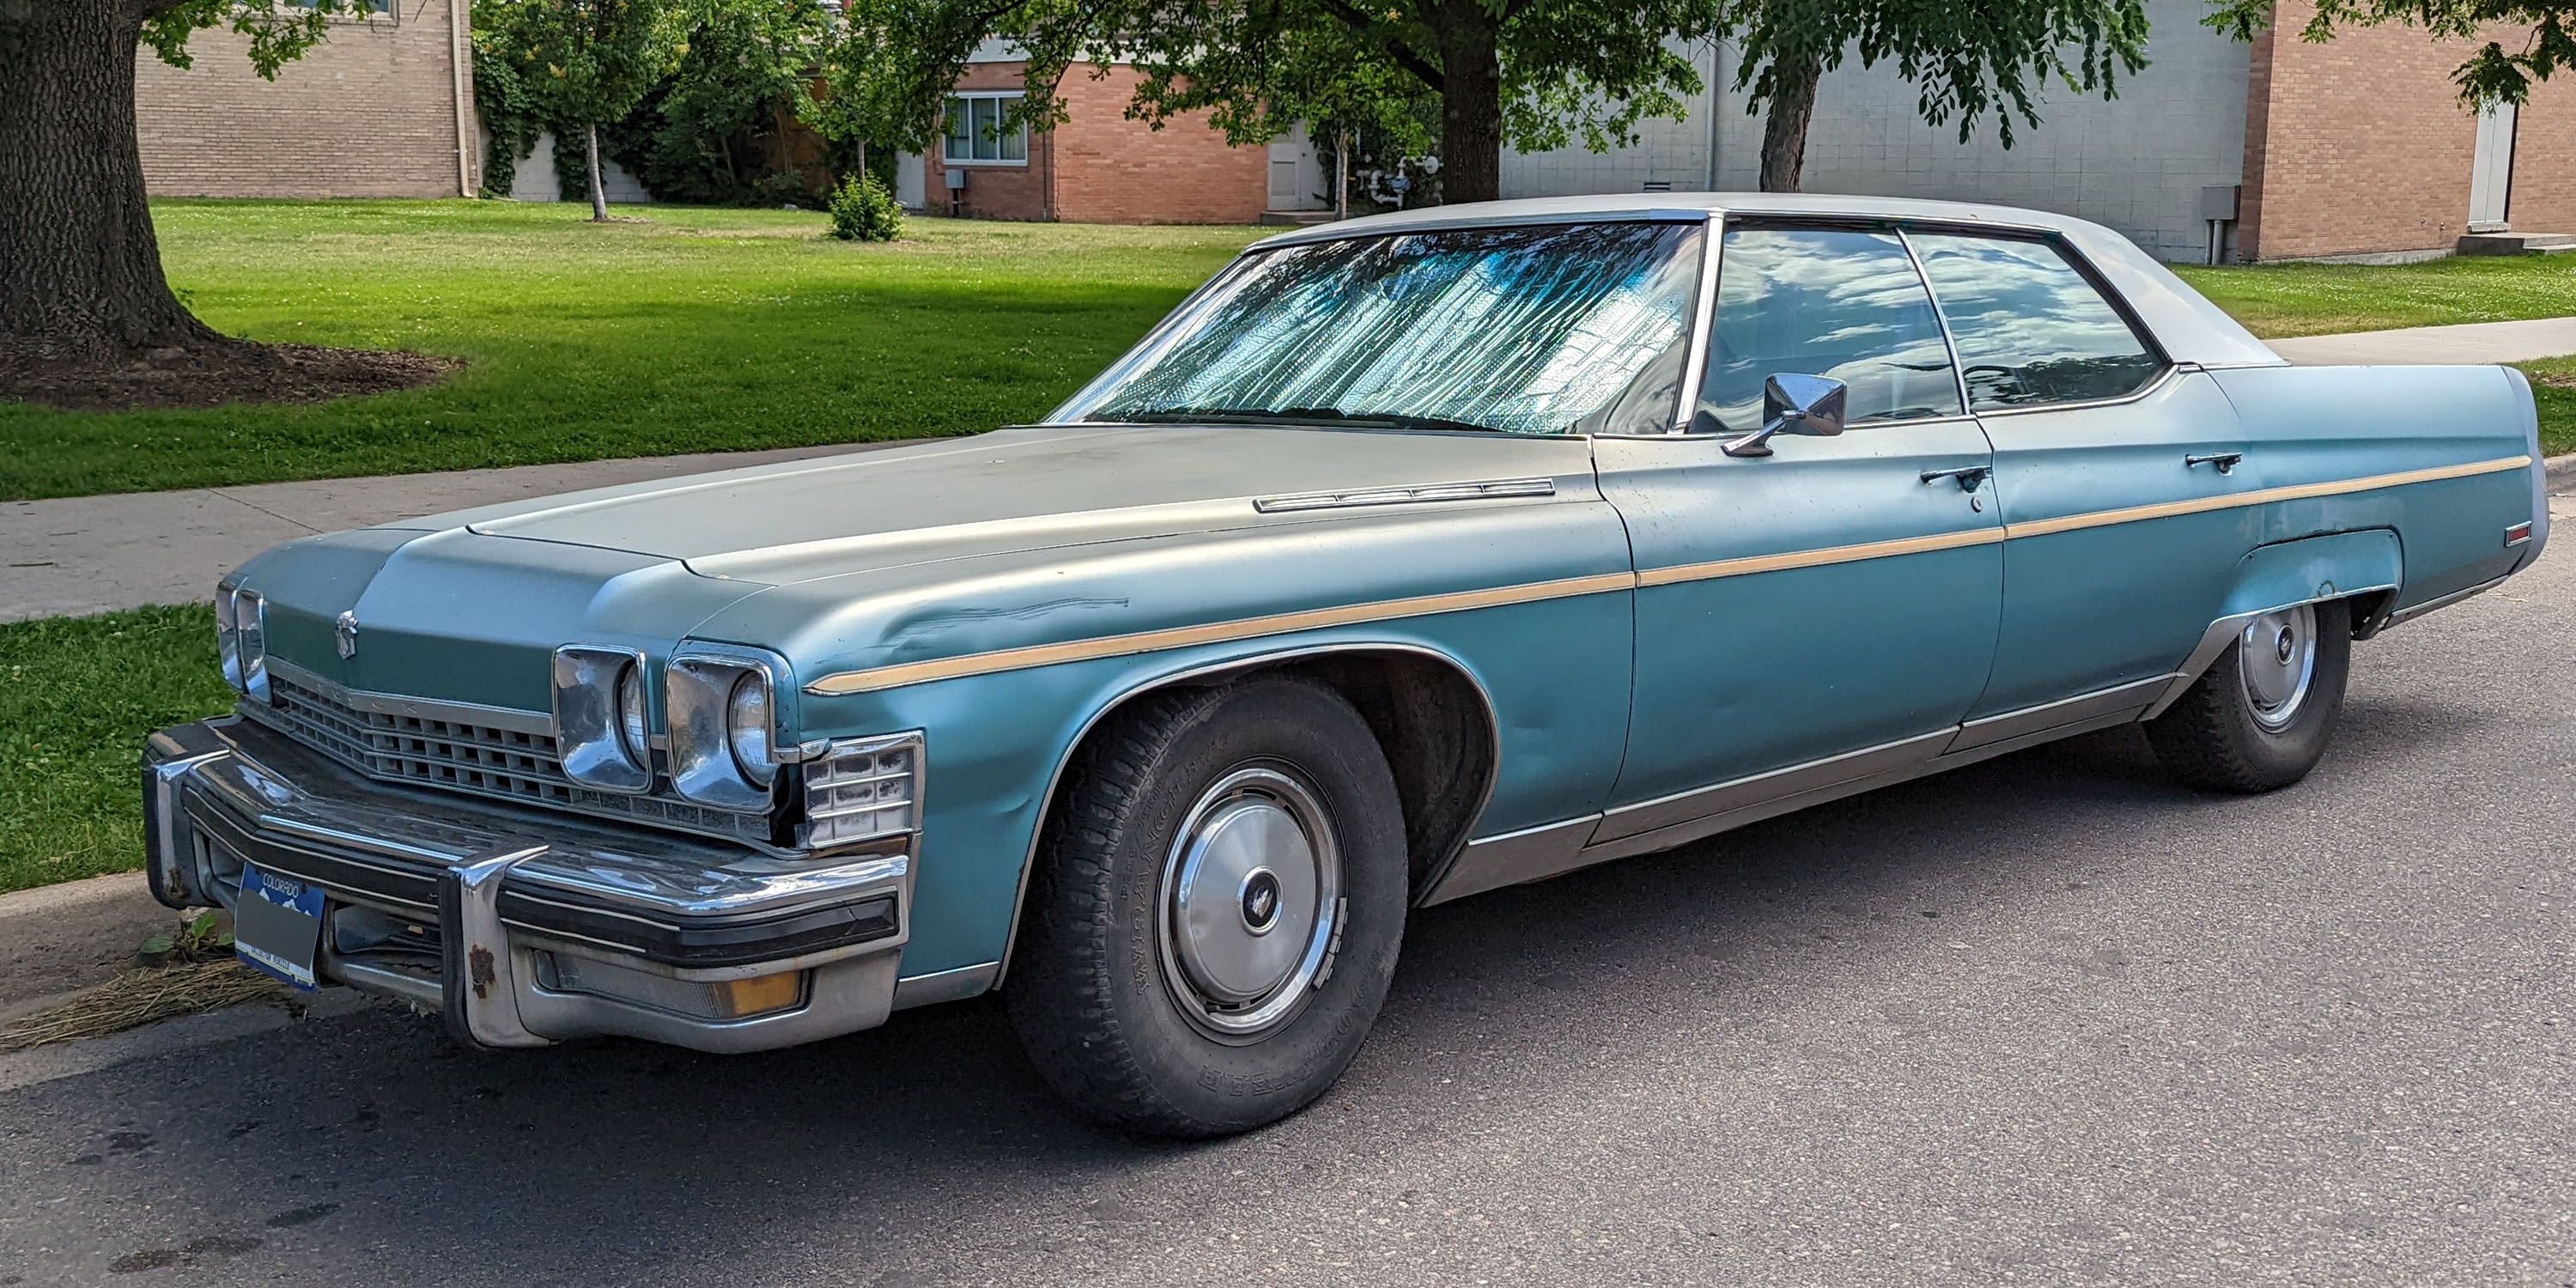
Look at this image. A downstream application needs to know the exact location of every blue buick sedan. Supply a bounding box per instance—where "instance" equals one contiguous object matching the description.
[148,195,2549,1135]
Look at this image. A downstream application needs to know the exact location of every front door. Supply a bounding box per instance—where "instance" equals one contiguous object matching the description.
[1594,222,2003,852]
[1905,230,2263,723]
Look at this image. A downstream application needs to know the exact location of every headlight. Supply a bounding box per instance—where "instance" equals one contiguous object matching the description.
[726,672,775,787]
[215,582,242,690]
[665,649,790,811]
[552,645,653,793]
[216,585,270,703]
[618,665,651,765]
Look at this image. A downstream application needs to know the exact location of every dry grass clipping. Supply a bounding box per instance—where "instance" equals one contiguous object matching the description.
[0,959,285,1053]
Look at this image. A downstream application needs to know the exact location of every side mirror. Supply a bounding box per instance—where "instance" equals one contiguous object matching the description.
[1722,373,1849,459]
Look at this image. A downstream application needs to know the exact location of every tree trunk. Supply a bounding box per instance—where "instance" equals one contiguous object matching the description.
[1431,6,1504,204]
[0,0,225,367]
[1758,52,1824,193]
[586,124,611,220]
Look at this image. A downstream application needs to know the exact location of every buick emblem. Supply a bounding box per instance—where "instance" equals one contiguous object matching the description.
[334,611,361,659]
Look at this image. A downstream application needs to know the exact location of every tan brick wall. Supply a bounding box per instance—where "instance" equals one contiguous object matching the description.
[2506,74,2576,234]
[2241,0,2576,258]
[135,3,473,199]
[1050,65,1267,225]
[922,61,1267,224]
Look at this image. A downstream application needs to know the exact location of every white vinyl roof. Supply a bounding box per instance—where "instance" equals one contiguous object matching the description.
[1256,193,2286,370]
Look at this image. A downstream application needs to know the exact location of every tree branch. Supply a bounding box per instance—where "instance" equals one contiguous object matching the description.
[1314,0,1446,93]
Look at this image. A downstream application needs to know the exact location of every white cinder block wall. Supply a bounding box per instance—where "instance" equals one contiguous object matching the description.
[1500,1,2251,262]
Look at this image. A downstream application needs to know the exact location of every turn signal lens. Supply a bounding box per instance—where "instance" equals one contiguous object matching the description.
[714,970,802,1018]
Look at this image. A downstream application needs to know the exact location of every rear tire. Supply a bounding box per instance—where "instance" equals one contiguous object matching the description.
[2146,598,2351,793]
[1005,676,1408,1137]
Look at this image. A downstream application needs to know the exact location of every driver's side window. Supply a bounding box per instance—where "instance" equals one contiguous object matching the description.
[1696,225,1961,433]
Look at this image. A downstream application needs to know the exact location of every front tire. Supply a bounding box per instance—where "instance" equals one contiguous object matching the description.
[1005,676,1408,1137]
[2146,598,2351,793]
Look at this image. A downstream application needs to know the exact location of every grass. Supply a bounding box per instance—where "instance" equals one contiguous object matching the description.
[2177,254,2576,338]
[0,608,235,895]
[0,201,1262,501]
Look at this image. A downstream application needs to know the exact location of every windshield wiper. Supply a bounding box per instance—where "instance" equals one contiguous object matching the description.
[1093,406,1507,434]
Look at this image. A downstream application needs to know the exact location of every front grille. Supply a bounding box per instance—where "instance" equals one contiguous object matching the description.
[252,675,774,846]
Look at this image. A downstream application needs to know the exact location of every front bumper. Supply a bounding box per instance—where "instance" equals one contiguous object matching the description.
[144,716,912,1054]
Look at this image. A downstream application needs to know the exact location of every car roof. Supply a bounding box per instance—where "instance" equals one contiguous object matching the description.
[1254,193,2287,370]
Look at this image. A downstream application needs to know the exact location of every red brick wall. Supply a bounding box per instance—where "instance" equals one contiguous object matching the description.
[2241,0,2576,258]
[135,5,473,198]
[921,62,1267,225]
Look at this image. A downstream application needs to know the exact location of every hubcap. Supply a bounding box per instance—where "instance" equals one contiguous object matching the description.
[2239,603,2318,732]
[1158,766,1340,1040]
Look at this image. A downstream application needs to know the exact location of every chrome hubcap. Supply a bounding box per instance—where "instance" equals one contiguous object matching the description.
[1158,766,1340,1040]
[2239,603,2318,732]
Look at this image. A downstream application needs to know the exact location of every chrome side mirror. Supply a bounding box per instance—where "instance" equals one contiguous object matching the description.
[1722,373,1849,458]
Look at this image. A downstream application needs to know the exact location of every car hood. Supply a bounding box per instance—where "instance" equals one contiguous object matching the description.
[407,424,1597,587]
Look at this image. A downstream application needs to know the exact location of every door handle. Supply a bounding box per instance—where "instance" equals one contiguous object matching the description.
[1919,465,1991,492]
[2185,452,2245,475]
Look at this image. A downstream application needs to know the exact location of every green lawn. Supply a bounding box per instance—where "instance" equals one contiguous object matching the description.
[0,608,234,894]
[2177,255,2576,338]
[0,201,1261,501]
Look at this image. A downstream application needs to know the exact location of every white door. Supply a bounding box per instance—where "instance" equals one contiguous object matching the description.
[1267,125,1327,211]
[894,152,926,210]
[2469,103,2516,230]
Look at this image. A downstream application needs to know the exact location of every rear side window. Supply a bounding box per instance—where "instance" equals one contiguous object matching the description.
[1697,226,1962,432]
[1909,234,2166,410]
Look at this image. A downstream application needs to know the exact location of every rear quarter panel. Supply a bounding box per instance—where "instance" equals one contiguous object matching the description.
[2208,364,2542,609]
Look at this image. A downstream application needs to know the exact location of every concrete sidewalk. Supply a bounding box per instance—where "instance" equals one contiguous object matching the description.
[2264,315,2576,366]
[1,441,891,623]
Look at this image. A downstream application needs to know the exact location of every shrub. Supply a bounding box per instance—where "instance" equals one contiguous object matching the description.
[827,174,902,242]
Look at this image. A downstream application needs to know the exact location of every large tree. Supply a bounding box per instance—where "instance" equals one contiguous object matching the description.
[0,0,364,368]
[1728,0,2152,191]
[2204,0,2572,100]
[872,0,1728,205]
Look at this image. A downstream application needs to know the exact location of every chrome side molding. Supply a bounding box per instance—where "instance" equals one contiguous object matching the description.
[1253,477,1557,513]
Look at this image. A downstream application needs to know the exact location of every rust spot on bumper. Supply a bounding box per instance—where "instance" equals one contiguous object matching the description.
[467,945,496,999]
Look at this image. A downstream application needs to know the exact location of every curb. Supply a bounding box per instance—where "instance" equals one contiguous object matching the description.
[0,872,210,1024]
[2547,452,2576,489]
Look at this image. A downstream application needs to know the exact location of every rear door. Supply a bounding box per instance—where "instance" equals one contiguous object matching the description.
[1591,222,2002,851]
[1907,230,2263,724]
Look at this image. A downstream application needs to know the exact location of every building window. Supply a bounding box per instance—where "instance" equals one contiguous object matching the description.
[943,94,1028,167]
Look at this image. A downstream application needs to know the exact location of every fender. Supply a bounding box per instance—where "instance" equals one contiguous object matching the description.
[976,636,1504,993]
[2144,529,2402,720]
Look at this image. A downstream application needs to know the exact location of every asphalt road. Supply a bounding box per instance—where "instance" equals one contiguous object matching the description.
[4,496,2569,1288]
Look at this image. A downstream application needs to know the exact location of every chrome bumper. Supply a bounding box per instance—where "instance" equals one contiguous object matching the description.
[143,716,913,1054]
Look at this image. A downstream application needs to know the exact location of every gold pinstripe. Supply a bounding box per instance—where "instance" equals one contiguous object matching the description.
[804,454,2532,696]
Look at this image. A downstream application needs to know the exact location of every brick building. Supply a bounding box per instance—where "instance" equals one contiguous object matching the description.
[894,45,1305,224]
[1506,0,2575,263]
[135,0,477,199]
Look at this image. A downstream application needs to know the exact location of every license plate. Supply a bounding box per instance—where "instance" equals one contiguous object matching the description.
[234,866,325,990]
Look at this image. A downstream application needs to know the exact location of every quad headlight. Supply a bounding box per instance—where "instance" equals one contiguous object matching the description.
[553,645,653,793]
[214,581,270,703]
[665,650,787,811]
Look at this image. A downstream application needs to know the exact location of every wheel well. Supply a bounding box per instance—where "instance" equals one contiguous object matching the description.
[1052,649,1498,896]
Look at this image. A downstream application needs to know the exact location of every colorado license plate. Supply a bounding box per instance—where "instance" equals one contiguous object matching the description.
[234,866,324,990]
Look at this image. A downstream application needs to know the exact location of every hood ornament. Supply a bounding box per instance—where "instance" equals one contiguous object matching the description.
[335,611,361,659]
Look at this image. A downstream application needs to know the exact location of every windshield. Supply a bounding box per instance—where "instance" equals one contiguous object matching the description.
[1059,221,1707,436]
